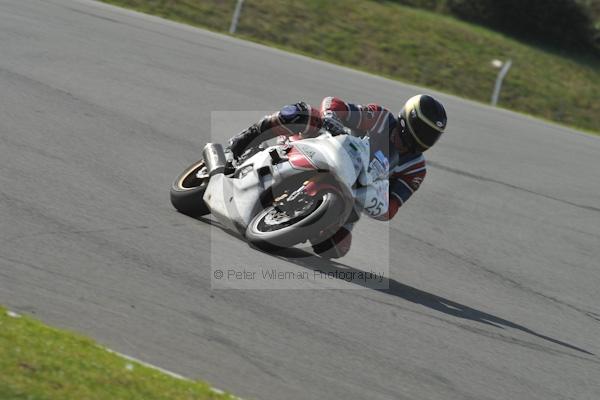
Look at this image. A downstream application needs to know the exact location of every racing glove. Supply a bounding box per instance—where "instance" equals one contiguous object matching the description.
[321,111,347,136]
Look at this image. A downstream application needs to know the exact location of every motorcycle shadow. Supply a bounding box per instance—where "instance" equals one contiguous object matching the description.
[197,216,594,358]
[273,247,595,359]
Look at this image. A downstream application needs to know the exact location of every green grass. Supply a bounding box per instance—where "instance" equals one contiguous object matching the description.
[0,307,238,400]
[100,0,600,134]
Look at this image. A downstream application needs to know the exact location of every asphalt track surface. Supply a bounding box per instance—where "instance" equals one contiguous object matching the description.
[1,1,600,399]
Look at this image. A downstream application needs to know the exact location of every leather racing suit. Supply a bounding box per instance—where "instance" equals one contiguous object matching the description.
[228,97,427,258]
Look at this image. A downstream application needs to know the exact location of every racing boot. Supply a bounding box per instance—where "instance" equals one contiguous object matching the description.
[227,124,262,160]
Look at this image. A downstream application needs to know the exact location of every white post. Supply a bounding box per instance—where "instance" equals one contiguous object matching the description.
[229,0,245,34]
[491,59,512,107]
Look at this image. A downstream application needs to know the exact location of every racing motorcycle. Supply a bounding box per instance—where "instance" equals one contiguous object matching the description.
[170,128,372,252]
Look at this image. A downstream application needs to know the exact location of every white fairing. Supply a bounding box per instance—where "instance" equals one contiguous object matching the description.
[291,134,371,188]
[203,133,371,232]
[203,150,271,232]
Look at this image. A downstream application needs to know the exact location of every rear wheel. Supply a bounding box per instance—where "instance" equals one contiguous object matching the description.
[245,191,346,251]
[170,160,210,217]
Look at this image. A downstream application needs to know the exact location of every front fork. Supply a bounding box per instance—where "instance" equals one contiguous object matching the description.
[273,183,314,216]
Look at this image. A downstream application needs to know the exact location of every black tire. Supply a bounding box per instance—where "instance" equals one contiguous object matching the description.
[170,160,210,217]
[245,191,347,251]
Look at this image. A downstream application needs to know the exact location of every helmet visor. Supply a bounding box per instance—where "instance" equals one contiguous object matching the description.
[400,109,443,152]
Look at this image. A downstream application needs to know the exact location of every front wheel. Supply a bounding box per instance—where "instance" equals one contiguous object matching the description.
[170,160,210,217]
[245,191,346,251]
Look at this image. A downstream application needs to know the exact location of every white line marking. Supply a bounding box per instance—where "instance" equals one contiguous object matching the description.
[5,308,242,398]
[103,347,188,379]
[102,347,243,399]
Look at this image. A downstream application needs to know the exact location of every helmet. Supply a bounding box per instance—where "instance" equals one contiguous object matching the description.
[396,95,447,153]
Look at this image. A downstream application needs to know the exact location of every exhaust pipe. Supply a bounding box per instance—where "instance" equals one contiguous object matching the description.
[202,143,227,176]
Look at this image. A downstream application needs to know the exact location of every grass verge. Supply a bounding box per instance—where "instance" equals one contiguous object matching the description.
[0,307,238,400]
[100,0,600,134]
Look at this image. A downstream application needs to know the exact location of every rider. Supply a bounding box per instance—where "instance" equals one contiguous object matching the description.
[227,95,447,258]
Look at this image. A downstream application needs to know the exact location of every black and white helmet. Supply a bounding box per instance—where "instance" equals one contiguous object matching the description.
[397,94,447,153]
